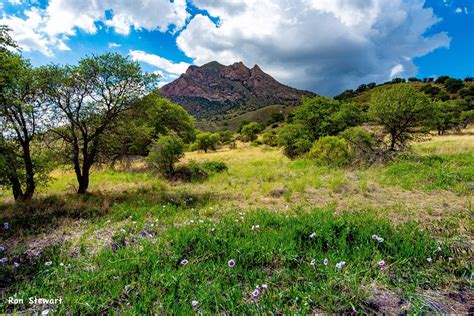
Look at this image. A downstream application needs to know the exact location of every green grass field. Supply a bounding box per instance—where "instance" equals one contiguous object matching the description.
[0,130,473,314]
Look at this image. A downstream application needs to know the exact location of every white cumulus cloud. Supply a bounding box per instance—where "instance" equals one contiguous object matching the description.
[129,50,191,78]
[178,0,450,95]
[108,42,122,48]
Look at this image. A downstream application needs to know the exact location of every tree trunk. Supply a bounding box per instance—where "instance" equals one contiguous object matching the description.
[21,141,35,200]
[10,174,24,201]
[77,173,89,194]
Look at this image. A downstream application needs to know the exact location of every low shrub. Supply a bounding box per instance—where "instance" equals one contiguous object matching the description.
[309,136,351,167]
[200,160,228,173]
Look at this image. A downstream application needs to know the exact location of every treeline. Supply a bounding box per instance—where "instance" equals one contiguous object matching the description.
[335,75,474,102]
[273,84,473,165]
[0,27,196,201]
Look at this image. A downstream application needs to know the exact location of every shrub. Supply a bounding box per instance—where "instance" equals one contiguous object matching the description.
[309,136,351,167]
[200,160,228,173]
[277,123,313,159]
[147,134,184,176]
[340,127,383,165]
[443,78,464,93]
[240,122,262,142]
[173,162,208,182]
[195,132,220,152]
[262,131,278,146]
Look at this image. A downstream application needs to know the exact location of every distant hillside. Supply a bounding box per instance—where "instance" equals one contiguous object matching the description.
[161,61,316,119]
[196,104,297,132]
[336,77,474,108]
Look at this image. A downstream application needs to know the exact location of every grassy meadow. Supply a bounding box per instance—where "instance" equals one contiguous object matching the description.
[0,129,473,314]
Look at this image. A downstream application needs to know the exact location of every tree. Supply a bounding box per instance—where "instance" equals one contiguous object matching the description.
[195,132,220,153]
[293,96,364,140]
[277,123,312,158]
[217,128,233,144]
[0,53,47,201]
[240,122,262,142]
[369,84,433,150]
[0,25,18,51]
[429,101,462,135]
[443,78,464,94]
[147,134,184,176]
[41,53,156,194]
[435,75,450,84]
[143,90,195,142]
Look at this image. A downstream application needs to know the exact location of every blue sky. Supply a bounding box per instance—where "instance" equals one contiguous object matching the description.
[1,0,473,95]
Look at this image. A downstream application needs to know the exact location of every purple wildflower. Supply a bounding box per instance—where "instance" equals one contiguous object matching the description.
[335,261,346,270]
[427,257,432,263]
[0,257,7,263]
[13,262,19,268]
[323,258,329,266]
[228,259,235,268]
[376,237,384,243]
[0,246,5,252]
[261,284,268,290]
[191,300,199,308]
[180,259,189,265]
[372,234,378,240]
[45,261,52,266]
[378,260,386,268]
[3,222,9,230]
[251,288,260,298]
[310,259,316,266]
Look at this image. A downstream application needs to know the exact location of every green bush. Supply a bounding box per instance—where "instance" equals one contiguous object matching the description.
[262,131,278,146]
[340,127,382,165]
[200,160,228,173]
[309,136,351,167]
[277,123,313,159]
[240,122,262,142]
[147,134,184,175]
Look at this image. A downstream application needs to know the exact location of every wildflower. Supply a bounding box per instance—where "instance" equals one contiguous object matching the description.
[427,258,432,263]
[437,246,442,252]
[180,259,189,265]
[45,261,52,266]
[310,259,316,266]
[335,261,346,270]
[191,300,199,308]
[378,260,386,268]
[309,232,317,239]
[372,234,378,240]
[251,225,260,231]
[42,309,50,316]
[448,257,453,262]
[3,222,9,230]
[120,228,126,233]
[261,284,268,290]
[376,237,384,243]
[13,262,19,268]
[251,288,260,298]
[211,228,215,232]
[228,259,235,268]
[190,220,194,223]
[59,263,64,267]
[0,246,5,252]
[0,257,7,263]
[323,258,329,266]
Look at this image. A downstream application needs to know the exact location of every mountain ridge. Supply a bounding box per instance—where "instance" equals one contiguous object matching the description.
[161,61,316,119]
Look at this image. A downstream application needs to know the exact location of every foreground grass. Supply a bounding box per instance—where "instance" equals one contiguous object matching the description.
[0,130,472,313]
[2,208,470,314]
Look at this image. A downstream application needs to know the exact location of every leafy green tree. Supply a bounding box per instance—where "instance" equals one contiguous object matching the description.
[0,52,48,201]
[429,101,462,135]
[218,128,233,144]
[195,132,220,153]
[293,96,364,140]
[309,136,351,167]
[340,127,383,165]
[0,25,17,51]
[369,84,433,150]
[461,110,474,128]
[277,123,312,158]
[435,75,450,84]
[240,122,262,142]
[147,134,184,176]
[40,53,157,194]
[443,78,464,94]
[143,91,195,142]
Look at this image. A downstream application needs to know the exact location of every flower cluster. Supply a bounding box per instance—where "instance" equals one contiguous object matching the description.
[250,283,268,299]
[335,261,346,270]
[371,234,384,243]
